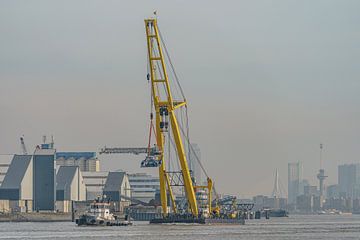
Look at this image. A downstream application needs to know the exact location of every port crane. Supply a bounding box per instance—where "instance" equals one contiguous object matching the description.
[101,18,214,218]
[20,136,28,155]
[144,18,215,217]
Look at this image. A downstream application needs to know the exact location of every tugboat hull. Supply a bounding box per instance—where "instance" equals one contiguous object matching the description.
[76,215,132,226]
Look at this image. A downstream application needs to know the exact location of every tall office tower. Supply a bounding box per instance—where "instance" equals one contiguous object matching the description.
[338,164,360,198]
[288,161,303,204]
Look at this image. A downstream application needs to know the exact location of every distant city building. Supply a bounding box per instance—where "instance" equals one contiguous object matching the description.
[252,195,287,210]
[288,162,303,204]
[304,185,318,196]
[188,143,202,184]
[128,173,160,203]
[299,179,309,196]
[324,197,348,211]
[353,199,360,213]
[296,194,313,213]
[338,164,360,198]
[56,152,100,172]
[313,195,324,211]
[326,184,339,199]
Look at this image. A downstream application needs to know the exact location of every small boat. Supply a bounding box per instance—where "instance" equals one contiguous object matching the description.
[76,195,132,226]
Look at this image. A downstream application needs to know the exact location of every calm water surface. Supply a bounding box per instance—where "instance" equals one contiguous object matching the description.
[0,215,359,240]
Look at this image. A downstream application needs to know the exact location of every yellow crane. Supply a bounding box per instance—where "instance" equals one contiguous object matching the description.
[145,18,213,217]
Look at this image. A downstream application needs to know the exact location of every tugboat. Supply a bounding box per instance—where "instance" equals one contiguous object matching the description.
[76,195,132,226]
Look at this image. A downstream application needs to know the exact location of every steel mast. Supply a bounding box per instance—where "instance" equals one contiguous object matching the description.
[145,18,198,216]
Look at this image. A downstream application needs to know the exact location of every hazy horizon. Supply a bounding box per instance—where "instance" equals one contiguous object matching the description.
[1,0,359,198]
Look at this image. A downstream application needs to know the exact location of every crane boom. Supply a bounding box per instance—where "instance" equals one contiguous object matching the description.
[100,147,150,155]
[145,18,198,216]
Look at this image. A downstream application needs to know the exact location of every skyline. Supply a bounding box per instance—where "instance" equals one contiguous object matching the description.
[1,1,360,197]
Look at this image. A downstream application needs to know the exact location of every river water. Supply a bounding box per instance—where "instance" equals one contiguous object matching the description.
[0,215,359,239]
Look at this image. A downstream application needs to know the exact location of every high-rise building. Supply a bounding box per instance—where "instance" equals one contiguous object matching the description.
[288,162,303,204]
[188,143,202,185]
[326,184,339,199]
[338,164,360,198]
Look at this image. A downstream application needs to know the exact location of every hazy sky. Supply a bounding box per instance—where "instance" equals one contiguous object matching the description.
[1,1,359,197]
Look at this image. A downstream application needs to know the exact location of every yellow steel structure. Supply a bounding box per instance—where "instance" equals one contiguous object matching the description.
[194,177,213,213]
[145,18,199,216]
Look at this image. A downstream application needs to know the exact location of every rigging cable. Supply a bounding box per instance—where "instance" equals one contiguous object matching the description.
[158,25,186,101]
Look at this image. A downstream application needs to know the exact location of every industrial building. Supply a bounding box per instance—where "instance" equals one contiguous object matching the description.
[128,173,160,203]
[0,140,57,213]
[0,155,12,187]
[33,148,56,211]
[0,138,150,214]
[82,171,108,200]
[56,166,86,212]
[103,171,131,212]
[56,152,100,172]
[0,155,33,212]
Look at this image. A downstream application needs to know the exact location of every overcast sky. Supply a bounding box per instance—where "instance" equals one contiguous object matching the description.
[1,0,359,197]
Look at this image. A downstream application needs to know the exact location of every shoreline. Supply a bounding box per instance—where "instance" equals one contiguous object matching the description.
[0,213,72,222]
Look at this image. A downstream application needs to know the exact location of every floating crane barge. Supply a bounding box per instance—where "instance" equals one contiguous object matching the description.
[143,17,245,225]
[100,17,246,225]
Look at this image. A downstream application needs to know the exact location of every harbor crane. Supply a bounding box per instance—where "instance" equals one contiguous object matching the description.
[101,18,215,219]
[144,18,214,217]
[20,136,28,155]
[100,17,249,224]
